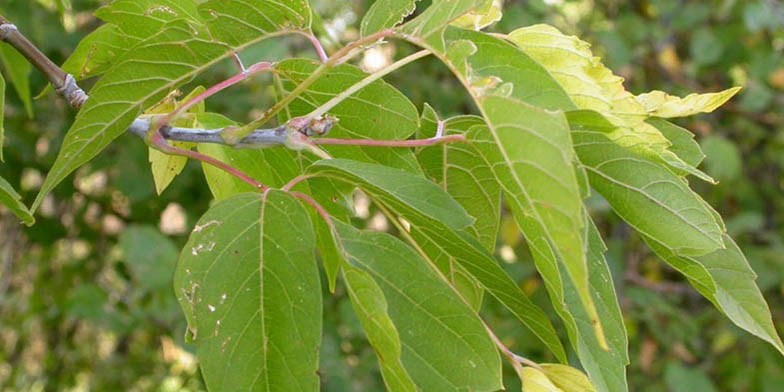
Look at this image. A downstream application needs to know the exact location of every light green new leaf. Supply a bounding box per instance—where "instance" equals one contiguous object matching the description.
[507,24,715,183]
[0,42,32,117]
[33,0,313,211]
[451,0,502,31]
[540,364,597,392]
[635,88,741,118]
[308,159,567,363]
[569,111,724,256]
[0,72,4,161]
[0,176,34,226]
[334,221,502,391]
[469,95,604,348]
[174,191,321,391]
[276,59,422,173]
[645,234,784,355]
[361,0,421,36]
[342,265,417,392]
[522,367,564,392]
[147,87,205,194]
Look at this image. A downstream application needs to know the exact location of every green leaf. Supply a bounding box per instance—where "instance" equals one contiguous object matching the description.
[560,218,628,392]
[416,109,500,250]
[119,225,178,291]
[275,59,422,173]
[569,111,724,256]
[415,109,493,310]
[0,71,4,161]
[333,221,502,391]
[174,191,321,391]
[199,0,312,45]
[61,24,137,81]
[308,159,567,363]
[0,175,34,225]
[310,159,472,230]
[700,135,743,183]
[95,0,202,38]
[647,118,705,168]
[663,363,718,392]
[342,265,417,392]
[34,0,313,212]
[540,364,597,392]
[0,42,32,118]
[644,234,784,355]
[468,95,605,348]
[507,24,717,183]
[360,0,421,36]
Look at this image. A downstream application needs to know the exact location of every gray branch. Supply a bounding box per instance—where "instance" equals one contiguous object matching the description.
[128,119,289,148]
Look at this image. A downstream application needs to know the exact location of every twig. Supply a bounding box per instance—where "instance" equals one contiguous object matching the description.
[0,15,86,108]
[483,321,541,370]
[153,61,274,130]
[147,131,267,191]
[225,29,396,141]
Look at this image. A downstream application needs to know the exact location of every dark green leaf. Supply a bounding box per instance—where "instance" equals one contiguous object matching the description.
[174,191,321,391]
[569,111,724,256]
[0,175,34,225]
[334,221,502,391]
[0,42,32,117]
[308,159,567,362]
[120,225,178,291]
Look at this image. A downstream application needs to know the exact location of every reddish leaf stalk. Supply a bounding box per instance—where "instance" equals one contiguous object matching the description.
[283,174,317,192]
[312,134,466,147]
[156,61,274,129]
[291,192,334,229]
[296,31,329,63]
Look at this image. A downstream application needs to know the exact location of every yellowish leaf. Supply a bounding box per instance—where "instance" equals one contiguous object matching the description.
[146,86,206,194]
[508,24,719,183]
[540,364,596,392]
[521,367,563,392]
[635,87,742,118]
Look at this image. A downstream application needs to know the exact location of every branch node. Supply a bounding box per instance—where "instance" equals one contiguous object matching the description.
[0,23,17,41]
[55,73,88,108]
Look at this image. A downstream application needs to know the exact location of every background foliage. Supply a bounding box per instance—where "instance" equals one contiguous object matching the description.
[1,0,783,390]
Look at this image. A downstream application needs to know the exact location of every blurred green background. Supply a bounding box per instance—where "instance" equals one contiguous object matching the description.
[1,0,783,390]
